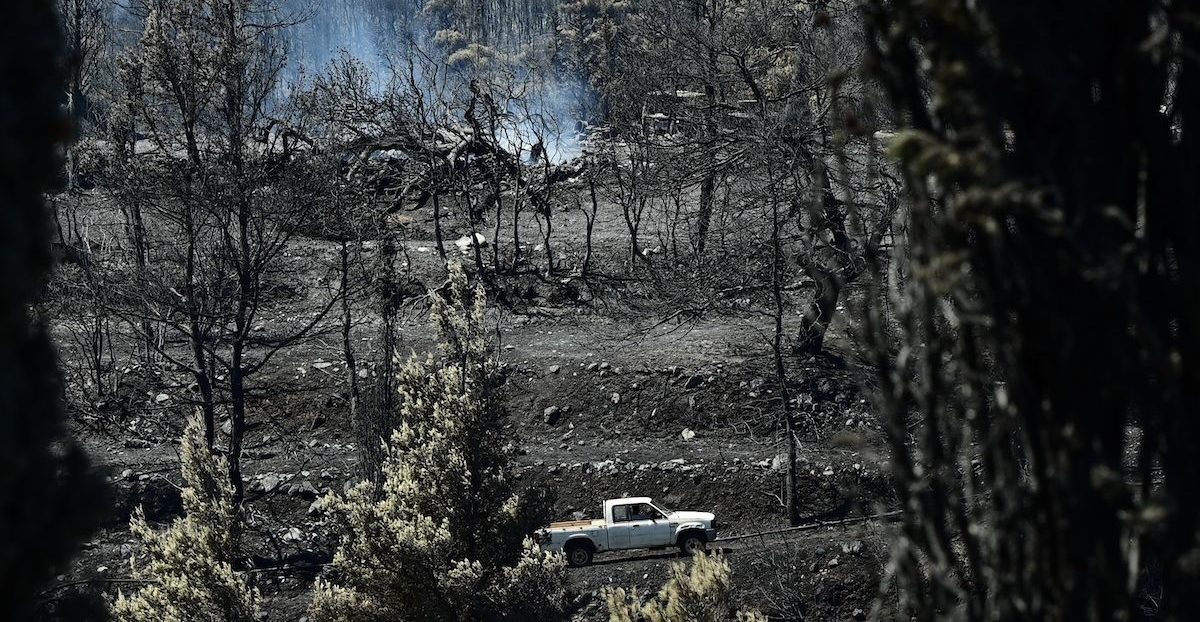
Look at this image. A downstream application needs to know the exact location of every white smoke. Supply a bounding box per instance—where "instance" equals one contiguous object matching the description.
[280,0,588,164]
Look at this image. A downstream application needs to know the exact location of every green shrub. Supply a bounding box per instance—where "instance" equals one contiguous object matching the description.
[310,264,568,622]
[604,553,765,622]
[112,415,257,622]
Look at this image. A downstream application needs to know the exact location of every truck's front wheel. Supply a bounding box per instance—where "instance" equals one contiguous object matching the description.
[565,543,593,567]
[678,533,707,557]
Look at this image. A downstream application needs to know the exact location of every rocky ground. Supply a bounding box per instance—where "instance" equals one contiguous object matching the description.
[43,193,898,621]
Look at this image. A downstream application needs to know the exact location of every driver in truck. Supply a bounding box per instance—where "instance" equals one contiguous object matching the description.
[631,503,655,521]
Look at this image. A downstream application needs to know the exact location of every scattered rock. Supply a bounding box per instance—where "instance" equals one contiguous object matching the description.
[256,473,285,493]
[120,468,135,481]
[313,361,334,370]
[548,365,561,374]
[454,233,488,250]
[610,392,621,405]
[680,428,696,441]
[154,393,170,404]
[282,527,303,543]
[590,460,618,475]
[288,480,320,498]
[543,406,561,425]
[685,374,705,389]
[658,458,686,471]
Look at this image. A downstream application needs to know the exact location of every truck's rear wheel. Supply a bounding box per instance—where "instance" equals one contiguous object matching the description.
[565,543,593,567]
[679,533,707,557]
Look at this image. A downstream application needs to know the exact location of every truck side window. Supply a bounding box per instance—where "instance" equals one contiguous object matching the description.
[631,504,659,521]
[613,505,631,523]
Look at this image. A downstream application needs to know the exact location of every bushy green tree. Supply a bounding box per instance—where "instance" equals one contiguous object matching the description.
[111,415,257,622]
[604,553,765,622]
[310,263,568,622]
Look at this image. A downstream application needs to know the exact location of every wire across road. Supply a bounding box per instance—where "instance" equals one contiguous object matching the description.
[712,510,904,544]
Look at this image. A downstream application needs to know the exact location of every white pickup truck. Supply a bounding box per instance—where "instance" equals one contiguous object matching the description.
[537,497,720,567]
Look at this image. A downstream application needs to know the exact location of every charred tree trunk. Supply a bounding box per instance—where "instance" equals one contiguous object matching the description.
[795,268,842,355]
[184,208,218,448]
[536,157,556,276]
[770,188,801,526]
[583,173,599,278]
[432,192,447,262]
[339,237,360,430]
[695,3,720,258]
[696,173,716,257]
[795,165,850,355]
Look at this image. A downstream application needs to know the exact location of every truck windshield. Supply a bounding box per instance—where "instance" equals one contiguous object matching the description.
[650,501,671,515]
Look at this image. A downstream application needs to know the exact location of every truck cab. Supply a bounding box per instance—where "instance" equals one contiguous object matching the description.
[538,497,720,567]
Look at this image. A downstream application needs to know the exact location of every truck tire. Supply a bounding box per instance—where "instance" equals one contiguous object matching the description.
[565,542,594,567]
[678,532,707,557]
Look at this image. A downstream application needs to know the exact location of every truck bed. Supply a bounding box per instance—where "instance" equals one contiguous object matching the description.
[548,519,604,529]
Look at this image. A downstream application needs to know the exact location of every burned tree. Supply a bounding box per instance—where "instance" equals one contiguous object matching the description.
[864,0,1200,618]
[110,0,336,505]
[0,0,106,615]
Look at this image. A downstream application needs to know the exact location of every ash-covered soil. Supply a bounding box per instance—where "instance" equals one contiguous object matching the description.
[57,322,894,620]
[46,198,898,621]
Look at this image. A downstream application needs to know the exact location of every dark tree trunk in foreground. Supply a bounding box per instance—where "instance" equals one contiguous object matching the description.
[0,1,105,614]
[864,1,1200,619]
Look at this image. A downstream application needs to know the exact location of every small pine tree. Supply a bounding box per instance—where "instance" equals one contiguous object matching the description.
[604,553,766,622]
[112,415,257,622]
[310,263,568,622]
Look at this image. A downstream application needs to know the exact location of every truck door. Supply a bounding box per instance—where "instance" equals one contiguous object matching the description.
[628,503,673,548]
[608,504,634,549]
